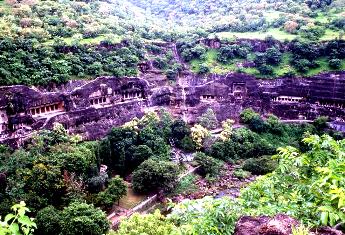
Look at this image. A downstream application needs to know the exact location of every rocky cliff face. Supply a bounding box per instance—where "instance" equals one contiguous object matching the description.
[0,71,344,147]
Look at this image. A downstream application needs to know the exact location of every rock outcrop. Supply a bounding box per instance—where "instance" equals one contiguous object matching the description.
[235,214,344,235]
[0,71,344,147]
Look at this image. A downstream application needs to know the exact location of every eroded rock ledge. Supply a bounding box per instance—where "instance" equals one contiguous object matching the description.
[235,214,343,235]
[0,71,344,147]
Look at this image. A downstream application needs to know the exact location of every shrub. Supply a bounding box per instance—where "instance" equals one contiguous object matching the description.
[198,63,210,74]
[132,159,179,193]
[240,108,260,124]
[36,206,61,235]
[197,108,218,129]
[313,116,328,132]
[294,59,312,73]
[240,135,345,227]
[0,201,36,235]
[171,119,191,148]
[233,169,250,179]
[195,152,224,177]
[87,172,108,193]
[166,69,177,80]
[96,176,127,210]
[267,114,283,134]
[258,64,274,75]
[329,58,341,69]
[265,47,282,65]
[172,174,199,195]
[209,128,276,161]
[248,116,268,133]
[242,155,277,175]
[126,145,153,171]
[152,57,168,69]
[168,196,242,235]
[180,136,196,152]
[191,124,210,149]
[113,210,177,235]
[60,202,109,235]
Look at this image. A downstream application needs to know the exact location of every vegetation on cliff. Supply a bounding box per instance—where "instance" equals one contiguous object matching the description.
[1,108,343,235]
[0,0,344,234]
[114,134,345,235]
[0,0,344,85]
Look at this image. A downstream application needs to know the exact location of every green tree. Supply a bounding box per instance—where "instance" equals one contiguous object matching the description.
[171,119,191,148]
[126,145,153,171]
[239,108,260,124]
[9,160,65,208]
[168,197,242,235]
[258,64,274,76]
[60,202,109,235]
[313,116,329,133]
[99,127,138,175]
[132,159,179,193]
[240,134,345,226]
[96,176,127,209]
[198,63,210,74]
[265,47,282,65]
[197,108,218,129]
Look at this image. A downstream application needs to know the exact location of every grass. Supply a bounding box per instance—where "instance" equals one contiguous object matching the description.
[170,174,199,196]
[320,29,342,41]
[44,34,122,46]
[190,48,345,79]
[191,49,218,73]
[216,27,341,42]
[306,57,345,77]
[191,49,252,74]
[216,28,297,41]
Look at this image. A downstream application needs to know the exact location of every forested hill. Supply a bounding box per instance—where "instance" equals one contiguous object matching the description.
[127,0,341,29]
[0,0,344,86]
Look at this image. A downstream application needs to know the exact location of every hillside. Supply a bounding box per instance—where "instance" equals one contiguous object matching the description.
[0,1,345,235]
[0,0,344,86]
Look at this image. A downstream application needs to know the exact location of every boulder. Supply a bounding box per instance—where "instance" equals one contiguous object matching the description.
[235,214,299,235]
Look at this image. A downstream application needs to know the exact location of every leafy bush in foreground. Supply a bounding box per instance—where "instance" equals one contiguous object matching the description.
[110,134,345,234]
[0,201,36,235]
[113,210,177,235]
[240,134,345,226]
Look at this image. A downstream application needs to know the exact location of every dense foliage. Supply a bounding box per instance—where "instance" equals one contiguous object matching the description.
[0,0,343,85]
[207,110,319,162]
[240,134,345,226]
[60,202,109,235]
[116,134,345,234]
[0,202,36,235]
[112,210,177,235]
[194,152,224,178]
[242,155,278,175]
[0,124,124,234]
[132,159,179,194]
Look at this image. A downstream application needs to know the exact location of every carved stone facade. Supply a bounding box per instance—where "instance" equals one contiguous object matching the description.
[0,72,344,147]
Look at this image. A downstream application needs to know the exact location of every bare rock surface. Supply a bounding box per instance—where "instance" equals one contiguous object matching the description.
[235,214,299,235]
[235,214,345,235]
